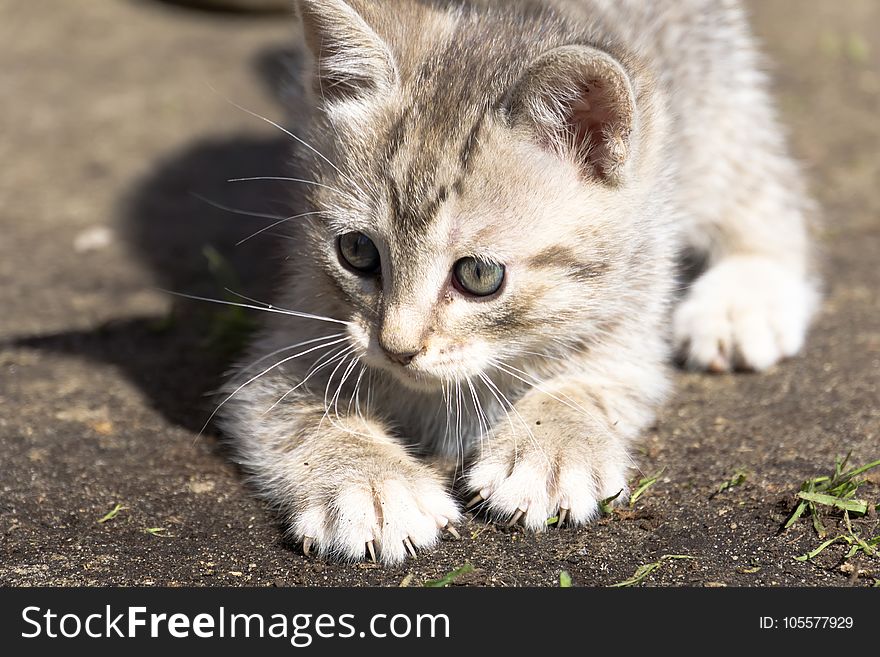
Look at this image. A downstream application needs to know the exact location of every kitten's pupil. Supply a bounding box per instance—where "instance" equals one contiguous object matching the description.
[338,232,381,274]
[453,257,505,297]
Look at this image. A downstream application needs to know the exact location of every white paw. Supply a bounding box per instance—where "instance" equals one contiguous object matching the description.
[466,427,628,530]
[674,255,818,372]
[291,461,461,565]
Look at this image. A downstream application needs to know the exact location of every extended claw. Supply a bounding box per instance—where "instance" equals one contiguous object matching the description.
[507,508,525,527]
[466,488,491,510]
[437,516,461,540]
[557,507,569,527]
[403,537,417,559]
[366,540,377,563]
[303,536,314,557]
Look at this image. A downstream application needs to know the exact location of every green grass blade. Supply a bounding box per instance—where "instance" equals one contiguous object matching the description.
[97,504,126,524]
[783,501,808,530]
[609,555,693,587]
[629,468,665,507]
[841,458,880,481]
[559,571,572,587]
[423,563,474,588]
[599,489,623,515]
[794,535,851,561]
[797,491,869,514]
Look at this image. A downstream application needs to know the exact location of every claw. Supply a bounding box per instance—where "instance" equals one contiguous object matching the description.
[557,507,569,527]
[465,493,484,510]
[466,488,491,510]
[303,536,313,557]
[403,537,417,559]
[437,516,461,540]
[366,540,377,563]
[507,508,525,527]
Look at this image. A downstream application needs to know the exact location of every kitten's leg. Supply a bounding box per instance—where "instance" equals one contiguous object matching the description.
[225,393,461,564]
[466,364,661,529]
[672,34,819,372]
[674,249,818,373]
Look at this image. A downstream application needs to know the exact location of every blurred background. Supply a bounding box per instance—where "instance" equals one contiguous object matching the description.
[0,1,878,587]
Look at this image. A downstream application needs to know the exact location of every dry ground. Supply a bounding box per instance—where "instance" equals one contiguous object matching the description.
[1,0,878,586]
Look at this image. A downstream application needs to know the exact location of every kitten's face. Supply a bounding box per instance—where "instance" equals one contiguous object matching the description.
[293,0,661,391]
[303,108,640,391]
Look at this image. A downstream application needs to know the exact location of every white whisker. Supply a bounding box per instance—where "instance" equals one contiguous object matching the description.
[215,93,369,199]
[189,193,286,221]
[263,343,351,414]
[235,210,327,246]
[199,335,349,438]
[227,176,349,198]
[236,333,345,375]
[163,289,352,326]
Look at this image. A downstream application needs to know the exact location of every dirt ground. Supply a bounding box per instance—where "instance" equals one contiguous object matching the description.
[1,0,878,587]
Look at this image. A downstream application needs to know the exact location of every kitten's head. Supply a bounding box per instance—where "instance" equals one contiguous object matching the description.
[289,0,671,391]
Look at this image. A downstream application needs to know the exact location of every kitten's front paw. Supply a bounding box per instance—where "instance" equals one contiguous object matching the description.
[674,255,818,372]
[466,423,628,530]
[291,454,461,565]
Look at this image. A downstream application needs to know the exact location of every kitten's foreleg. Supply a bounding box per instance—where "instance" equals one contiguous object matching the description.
[674,94,818,372]
[228,398,461,564]
[466,373,652,530]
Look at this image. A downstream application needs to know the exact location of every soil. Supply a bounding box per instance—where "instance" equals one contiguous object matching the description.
[1,0,878,587]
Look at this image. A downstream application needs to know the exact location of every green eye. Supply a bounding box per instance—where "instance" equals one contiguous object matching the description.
[338,232,380,274]
[453,257,505,297]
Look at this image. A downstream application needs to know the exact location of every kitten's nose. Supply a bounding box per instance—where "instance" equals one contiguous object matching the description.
[383,347,420,366]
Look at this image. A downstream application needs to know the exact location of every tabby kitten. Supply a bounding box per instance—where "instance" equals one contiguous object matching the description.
[220,0,817,564]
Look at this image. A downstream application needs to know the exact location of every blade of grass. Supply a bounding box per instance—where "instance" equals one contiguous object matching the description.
[794,535,851,561]
[839,458,880,482]
[629,468,665,507]
[609,555,693,587]
[559,571,572,587]
[98,504,126,524]
[716,470,748,494]
[599,489,623,515]
[783,501,808,530]
[423,563,474,588]
[797,491,869,514]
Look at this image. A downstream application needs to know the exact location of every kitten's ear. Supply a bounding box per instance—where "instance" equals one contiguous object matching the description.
[504,46,637,185]
[296,0,396,102]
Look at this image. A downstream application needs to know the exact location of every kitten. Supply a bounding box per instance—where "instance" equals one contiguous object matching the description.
[220,0,818,564]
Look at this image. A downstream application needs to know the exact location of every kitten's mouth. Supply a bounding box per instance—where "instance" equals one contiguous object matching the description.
[367,356,444,391]
[386,363,443,391]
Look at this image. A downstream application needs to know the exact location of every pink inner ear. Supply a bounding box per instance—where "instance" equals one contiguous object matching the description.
[567,81,621,180]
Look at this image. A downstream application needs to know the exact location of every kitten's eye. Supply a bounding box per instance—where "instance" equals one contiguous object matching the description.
[338,232,381,274]
[453,257,505,297]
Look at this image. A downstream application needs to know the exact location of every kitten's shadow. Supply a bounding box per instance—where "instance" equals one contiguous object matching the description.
[12,47,304,436]
[15,136,293,434]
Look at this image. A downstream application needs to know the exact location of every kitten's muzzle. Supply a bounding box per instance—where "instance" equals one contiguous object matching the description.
[382,347,421,366]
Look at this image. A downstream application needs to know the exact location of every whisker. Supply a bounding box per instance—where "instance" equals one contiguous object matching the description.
[491,360,645,478]
[227,176,349,198]
[215,93,369,199]
[163,289,352,326]
[349,364,367,419]
[235,210,327,246]
[189,193,287,221]
[236,333,345,375]
[492,361,593,419]
[479,370,548,468]
[263,343,351,414]
[198,335,349,439]
[332,355,361,422]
